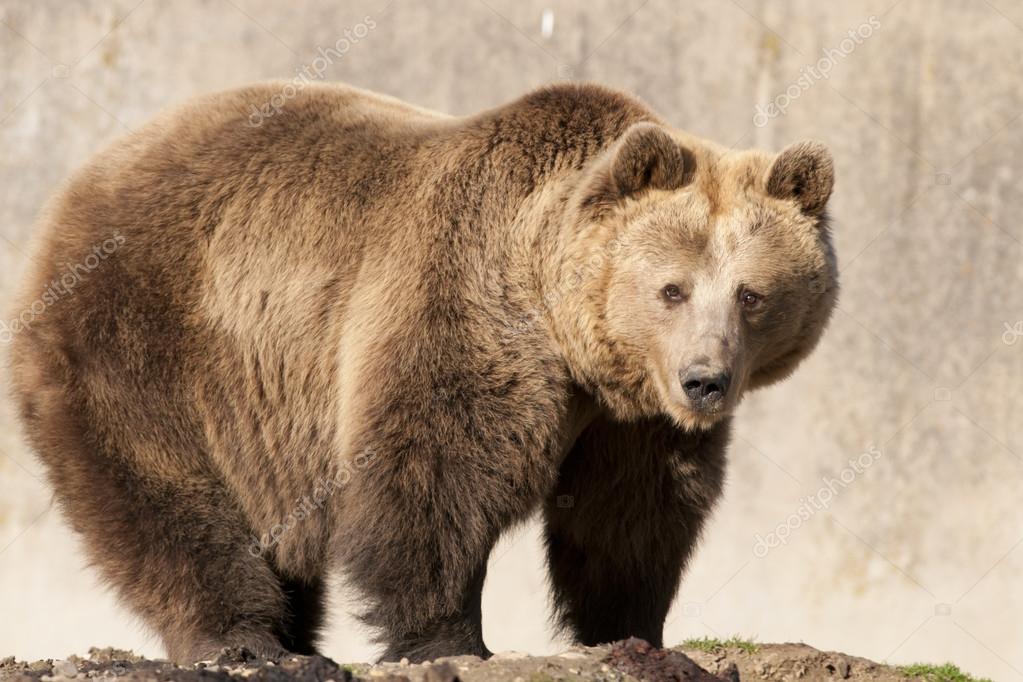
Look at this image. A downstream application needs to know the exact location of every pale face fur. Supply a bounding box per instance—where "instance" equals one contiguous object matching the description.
[565,130,837,431]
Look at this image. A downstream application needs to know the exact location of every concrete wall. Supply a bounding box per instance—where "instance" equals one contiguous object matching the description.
[1,1,1020,679]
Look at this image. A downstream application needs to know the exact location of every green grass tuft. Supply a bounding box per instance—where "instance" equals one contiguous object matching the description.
[898,662,992,682]
[681,635,759,654]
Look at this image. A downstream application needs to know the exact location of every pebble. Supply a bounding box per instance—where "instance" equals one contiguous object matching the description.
[557,651,588,660]
[52,660,78,678]
[493,651,529,660]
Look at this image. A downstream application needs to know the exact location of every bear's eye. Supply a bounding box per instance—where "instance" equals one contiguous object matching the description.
[662,284,685,302]
[740,290,762,309]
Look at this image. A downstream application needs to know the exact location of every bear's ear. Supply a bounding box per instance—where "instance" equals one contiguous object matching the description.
[765,140,834,216]
[583,122,694,209]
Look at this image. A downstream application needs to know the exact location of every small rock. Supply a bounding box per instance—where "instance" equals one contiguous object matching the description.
[51,660,77,678]
[493,650,529,660]
[825,656,852,679]
[557,650,588,660]
[606,638,727,681]
[423,661,459,682]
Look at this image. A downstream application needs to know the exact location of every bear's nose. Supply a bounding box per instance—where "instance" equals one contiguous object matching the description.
[679,366,731,408]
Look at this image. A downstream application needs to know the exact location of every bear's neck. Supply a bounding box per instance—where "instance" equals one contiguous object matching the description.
[471,82,658,186]
[525,186,660,421]
[476,81,657,282]
[468,85,662,418]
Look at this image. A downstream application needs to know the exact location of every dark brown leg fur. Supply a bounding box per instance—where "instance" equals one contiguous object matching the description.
[11,345,295,664]
[341,457,504,662]
[543,416,729,647]
[52,462,291,663]
[374,564,489,663]
[338,408,558,662]
[54,465,291,663]
[274,575,327,655]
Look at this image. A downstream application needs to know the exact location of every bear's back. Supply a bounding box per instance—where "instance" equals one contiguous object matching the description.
[6,82,453,458]
[10,81,454,353]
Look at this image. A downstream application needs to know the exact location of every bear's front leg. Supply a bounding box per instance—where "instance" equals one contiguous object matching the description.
[336,398,559,662]
[543,415,729,647]
[376,563,489,663]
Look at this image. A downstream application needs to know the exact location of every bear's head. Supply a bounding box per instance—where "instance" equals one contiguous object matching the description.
[558,122,837,431]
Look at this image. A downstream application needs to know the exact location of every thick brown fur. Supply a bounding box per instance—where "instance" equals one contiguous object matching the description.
[7,81,837,663]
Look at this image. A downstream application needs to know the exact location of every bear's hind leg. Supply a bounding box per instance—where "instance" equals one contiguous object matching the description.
[73,467,292,662]
[543,416,729,647]
[17,381,296,663]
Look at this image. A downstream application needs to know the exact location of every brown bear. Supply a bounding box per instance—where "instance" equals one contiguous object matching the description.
[7,81,837,664]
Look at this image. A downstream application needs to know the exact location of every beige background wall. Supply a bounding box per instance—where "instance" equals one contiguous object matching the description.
[1,1,1021,680]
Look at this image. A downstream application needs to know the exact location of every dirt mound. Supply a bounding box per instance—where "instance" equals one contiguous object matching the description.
[0,640,923,681]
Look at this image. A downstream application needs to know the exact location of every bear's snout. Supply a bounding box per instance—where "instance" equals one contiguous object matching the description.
[679,365,731,410]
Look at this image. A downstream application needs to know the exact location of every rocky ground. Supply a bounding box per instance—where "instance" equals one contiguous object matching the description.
[0,638,972,682]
